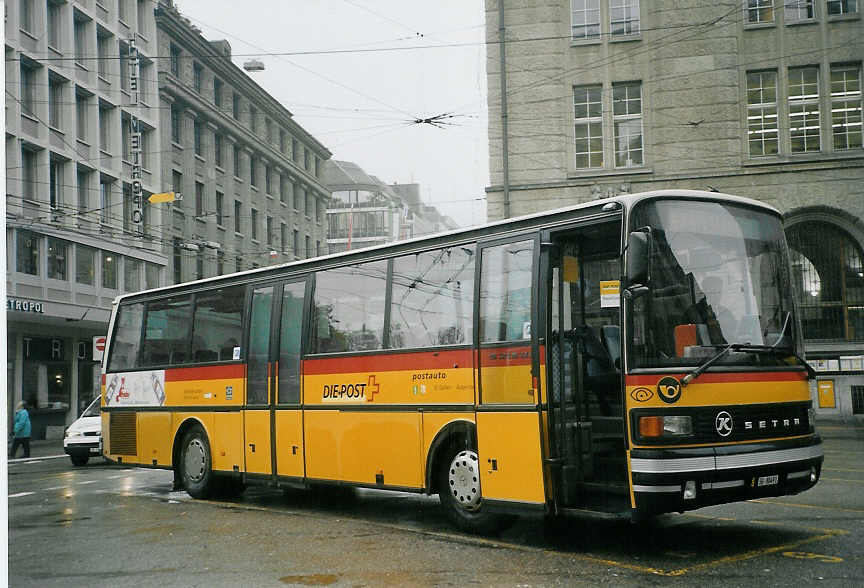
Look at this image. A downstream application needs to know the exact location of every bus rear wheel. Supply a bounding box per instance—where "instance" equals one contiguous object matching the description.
[181,425,214,499]
[438,445,503,534]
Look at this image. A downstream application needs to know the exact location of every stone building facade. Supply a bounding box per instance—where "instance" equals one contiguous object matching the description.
[6,0,166,435]
[485,1,864,415]
[155,0,331,279]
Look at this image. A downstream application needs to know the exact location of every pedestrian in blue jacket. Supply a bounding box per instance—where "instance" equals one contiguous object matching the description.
[10,401,32,458]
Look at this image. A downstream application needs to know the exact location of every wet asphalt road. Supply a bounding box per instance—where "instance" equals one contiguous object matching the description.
[8,421,864,587]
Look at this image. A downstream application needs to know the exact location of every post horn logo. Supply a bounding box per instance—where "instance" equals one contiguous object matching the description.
[657,377,682,404]
[630,387,654,402]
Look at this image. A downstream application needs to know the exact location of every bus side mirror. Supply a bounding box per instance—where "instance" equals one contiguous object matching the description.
[626,231,650,288]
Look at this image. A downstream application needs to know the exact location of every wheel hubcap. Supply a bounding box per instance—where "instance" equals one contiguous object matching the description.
[448,450,481,511]
[184,438,206,483]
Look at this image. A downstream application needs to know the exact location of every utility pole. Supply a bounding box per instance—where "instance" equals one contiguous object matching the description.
[498,0,510,219]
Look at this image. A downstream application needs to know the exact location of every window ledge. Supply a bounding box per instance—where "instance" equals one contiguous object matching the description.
[99,149,112,158]
[194,154,206,163]
[98,75,111,85]
[567,166,653,180]
[48,125,65,135]
[785,19,818,27]
[118,19,130,28]
[609,33,642,43]
[21,112,40,124]
[234,231,243,238]
[20,28,38,41]
[195,217,207,224]
[215,164,225,173]
[234,175,243,182]
[172,141,184,150]
[75,62,90,72]
[77,138,91,147]
[48,45,62,55]
[743,22,776,30]
[250,185,259,192]
[266,194,275,200]
[569,38,602,48]
[743,151,864,167]
[827,14,861,23]
[217,224,226,231]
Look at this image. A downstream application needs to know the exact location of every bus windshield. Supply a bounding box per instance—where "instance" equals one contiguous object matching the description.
[629,199,796,369]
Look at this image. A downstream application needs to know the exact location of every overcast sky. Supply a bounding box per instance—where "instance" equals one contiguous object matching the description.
[175,0,490,227]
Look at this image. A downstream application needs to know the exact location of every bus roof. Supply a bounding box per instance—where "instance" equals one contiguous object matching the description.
[114,189,781,303]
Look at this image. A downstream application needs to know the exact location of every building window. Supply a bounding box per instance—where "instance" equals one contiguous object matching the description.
[280,130,287,153]
[265,119,273,143]
[100,178,112,225]
[280,175,289,204]
[125,257,140,292]
[788,66,821,153]
[292,138,299,162]
[49,77,64,129]
[234,200,242,233]
[265,166,272,194]
[145,262,160,289]
[193,62,203,93]
[267,216,273,246]
[122,183,133,233]
[216,251,225,275]
[21,148,37,201]
[49,158,63,212]
[103,252,118,289]
[97,33,110,79]
[74,16,88,65]
[785,0,815,22]
[196,252,204,280]
[17,231,40,275]
[574,85,603,169]
[20,63,37,117]
[20,0,34,33]
[48,1,62,47]
[77,244,96,285]
[828,0,858,16]
[170,44,181,77]
[305,191,313,217]
[119,41,130,92]
[195,182,204,217]
[99,104,112,153]
[193,119,203,156]
[305,236,311,259]
[77,169,90,217]
[234,144,242,177]
[172,238,183,284]
[215,191,224,226]
[571,0,600,40]
[612,82,643,167]
[214,133,223,167]
[250,156,257,187]
[281,223,288,252]
[214,78,223,107]
[122,114,131,161]
[294,184,303,211]
[746,0,774,23]
[831,64,862,151]
[746,71,779,156]
[789,221,864,341]
[172,170,182,200]
[304,148,311,171]
[76,91,89,141]
[171,104,181,144]
[47,237,68,281]
[233,93,240,119]
[610,0,640,36]
[137,0,148,36]
[249,106,257,132]
[293,230,300,258]
[251,208,259,240]
[853,386,864,414]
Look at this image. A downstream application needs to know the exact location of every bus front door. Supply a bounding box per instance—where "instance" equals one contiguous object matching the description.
[246,279,308,481]
[547,225,627,513]
[476,238,547,508]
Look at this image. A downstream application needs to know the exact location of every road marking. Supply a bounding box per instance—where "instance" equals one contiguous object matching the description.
[77,480,98,485]
[8,454,67,463]
[824,467,864,473]
[8,492,35,498]
[821,477,864,483]
[782,551,843,563]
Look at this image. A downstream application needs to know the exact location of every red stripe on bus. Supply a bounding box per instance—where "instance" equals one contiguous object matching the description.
[165,364,246,382]
[625,371,807,386]
[480,344,533,367]
[303,349,473,375]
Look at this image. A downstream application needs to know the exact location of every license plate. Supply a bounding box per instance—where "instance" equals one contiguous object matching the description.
[757,475,779,487]
[90,447,101,454]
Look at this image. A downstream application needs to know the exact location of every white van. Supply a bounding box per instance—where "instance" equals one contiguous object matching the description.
[64,397,102,466]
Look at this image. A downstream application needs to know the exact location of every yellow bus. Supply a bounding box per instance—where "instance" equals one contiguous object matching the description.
[102,190,823,532]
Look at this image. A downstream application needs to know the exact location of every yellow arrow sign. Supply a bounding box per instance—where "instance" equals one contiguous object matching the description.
[148,192,176,203]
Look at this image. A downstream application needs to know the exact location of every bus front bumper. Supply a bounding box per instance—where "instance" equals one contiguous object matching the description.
[629,435,823,515]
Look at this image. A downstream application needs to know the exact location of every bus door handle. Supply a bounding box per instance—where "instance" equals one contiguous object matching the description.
[249,443,256,453]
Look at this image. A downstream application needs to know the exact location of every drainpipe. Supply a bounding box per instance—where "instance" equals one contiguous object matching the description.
[498,0,510,219]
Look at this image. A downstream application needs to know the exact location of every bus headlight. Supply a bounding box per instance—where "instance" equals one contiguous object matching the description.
[638,415,693,438]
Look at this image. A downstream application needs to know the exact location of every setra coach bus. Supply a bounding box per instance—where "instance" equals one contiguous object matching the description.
[101,190,823,532]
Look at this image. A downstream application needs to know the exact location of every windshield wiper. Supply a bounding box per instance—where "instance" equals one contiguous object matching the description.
[681,341,815,387]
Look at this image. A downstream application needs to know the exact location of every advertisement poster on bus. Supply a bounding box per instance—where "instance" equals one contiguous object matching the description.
[105,370,166,406]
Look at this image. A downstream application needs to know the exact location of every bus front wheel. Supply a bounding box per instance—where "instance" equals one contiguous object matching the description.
[181,425,214,499]
[438,445,503,534]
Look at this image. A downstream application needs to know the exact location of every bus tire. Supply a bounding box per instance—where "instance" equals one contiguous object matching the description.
[180,425,214,499]
[438,445,502,534]
[70,455,89,467]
